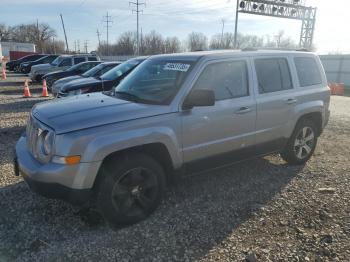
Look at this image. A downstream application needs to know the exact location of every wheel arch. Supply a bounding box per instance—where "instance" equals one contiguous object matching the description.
[92,142,175,192]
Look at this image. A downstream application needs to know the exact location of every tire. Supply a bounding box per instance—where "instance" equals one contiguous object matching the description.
[35,75,42,82]
[281,119,318,165]
[96,153,166,227]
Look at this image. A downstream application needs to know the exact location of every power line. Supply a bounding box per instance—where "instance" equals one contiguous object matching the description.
[129,0,146,55]
[103,12,113,55]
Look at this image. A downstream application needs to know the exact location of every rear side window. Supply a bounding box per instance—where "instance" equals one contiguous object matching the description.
[88,57,98,61]
[255,58,292,94]
[294,57,322,87]
[193,60,249,100]
[74,57,86,64]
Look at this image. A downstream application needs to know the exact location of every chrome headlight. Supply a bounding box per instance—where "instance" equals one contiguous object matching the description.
[36,129,55,161]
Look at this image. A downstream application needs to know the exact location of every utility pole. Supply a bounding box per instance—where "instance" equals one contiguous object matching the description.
[84,40,89,53]
[233,0,239,49]
[77,40,80,53]
[74,40,77,53]
[103,12,113,56]
[52,37,56,54]
[60,14,69,52]
[36,19,40,53]
[129,0,145,55]
[221,19,225,48]
[96,29,101,47]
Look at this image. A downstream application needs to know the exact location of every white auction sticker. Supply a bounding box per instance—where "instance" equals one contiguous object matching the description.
[163,63,191,72]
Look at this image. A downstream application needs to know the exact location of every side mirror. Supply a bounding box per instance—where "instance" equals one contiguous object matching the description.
[183,89,215,110]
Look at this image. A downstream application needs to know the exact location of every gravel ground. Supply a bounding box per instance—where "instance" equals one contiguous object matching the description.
[0,73,349,262]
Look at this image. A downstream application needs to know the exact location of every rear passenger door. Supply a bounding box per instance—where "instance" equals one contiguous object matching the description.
[253,56,296,149]
[182,58,256,163]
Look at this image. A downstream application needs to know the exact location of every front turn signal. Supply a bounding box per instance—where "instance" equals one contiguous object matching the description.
[53,155,81,165]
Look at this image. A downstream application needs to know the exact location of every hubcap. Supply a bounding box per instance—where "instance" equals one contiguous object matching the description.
[111,167,158,217]
[294,126,315,159]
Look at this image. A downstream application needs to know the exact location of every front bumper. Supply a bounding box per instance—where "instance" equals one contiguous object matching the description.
[15,136,102,205]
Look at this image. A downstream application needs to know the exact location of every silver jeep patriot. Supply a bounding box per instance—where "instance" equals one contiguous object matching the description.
[15,50,330,226]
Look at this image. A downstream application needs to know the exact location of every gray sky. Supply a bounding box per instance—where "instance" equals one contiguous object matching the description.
[1,0,348,54]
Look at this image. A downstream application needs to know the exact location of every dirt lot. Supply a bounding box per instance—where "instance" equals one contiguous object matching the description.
[0,73,349,262]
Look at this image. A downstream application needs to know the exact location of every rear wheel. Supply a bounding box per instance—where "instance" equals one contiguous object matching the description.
[96,153,166,226]
[281,119,318,165]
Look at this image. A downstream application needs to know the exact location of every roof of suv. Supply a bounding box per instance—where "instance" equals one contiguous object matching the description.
[150,49,315,61]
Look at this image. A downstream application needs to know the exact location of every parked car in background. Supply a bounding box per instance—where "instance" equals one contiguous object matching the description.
[19,55,59,74]
[29,54,100,82]
[6,54,47,72]
[14,50,330,226]
[57,57,146,97]
[51,61,121,96]
[43,61,102,88]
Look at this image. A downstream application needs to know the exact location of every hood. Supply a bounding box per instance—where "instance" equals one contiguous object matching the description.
[32,92,171,134]
[44,70,64,78]
[31,63,53,72]
[51,75,83,94]
[61,77,102,92]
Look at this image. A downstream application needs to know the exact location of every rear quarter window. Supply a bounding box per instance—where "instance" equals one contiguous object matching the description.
[294,57,322,87]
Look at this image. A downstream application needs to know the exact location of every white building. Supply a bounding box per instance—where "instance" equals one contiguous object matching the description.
[0,41,36,59]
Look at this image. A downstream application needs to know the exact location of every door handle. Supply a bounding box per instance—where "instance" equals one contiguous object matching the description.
[286,98,297,104]
[235,106,252,114]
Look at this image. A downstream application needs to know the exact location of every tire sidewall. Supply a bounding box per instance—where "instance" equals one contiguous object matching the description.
[96,153,166,226]
[283,119,318,165]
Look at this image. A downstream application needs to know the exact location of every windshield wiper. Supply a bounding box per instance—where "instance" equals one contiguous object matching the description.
[114,91,142,103]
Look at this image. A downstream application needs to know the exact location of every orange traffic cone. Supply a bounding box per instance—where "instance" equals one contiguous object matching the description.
[23,80,31,98]
[1,67,6,80]
[41,79,49,97]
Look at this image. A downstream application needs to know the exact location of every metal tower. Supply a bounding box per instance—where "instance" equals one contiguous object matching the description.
[235,0,317,49]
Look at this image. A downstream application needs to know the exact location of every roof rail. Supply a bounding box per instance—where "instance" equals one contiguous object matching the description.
[241,47,311,52]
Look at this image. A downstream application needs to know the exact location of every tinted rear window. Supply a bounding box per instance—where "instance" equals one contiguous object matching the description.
[255,58,292,93]
[294,57,322,87]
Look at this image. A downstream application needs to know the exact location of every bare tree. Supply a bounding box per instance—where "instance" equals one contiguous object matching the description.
[0,24,11,41]
[143,31,165,55]
[210,32,234,50]
[187,32,208,51]
[115,31,136,55]
[164,36,182,53]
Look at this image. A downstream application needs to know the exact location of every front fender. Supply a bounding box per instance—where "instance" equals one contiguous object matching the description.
[81,126,182,169]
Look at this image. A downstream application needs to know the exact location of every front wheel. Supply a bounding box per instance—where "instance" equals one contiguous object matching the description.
[281,119,318,165]
[96,153,166,227]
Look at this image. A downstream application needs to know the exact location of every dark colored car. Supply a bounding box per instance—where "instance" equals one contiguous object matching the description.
[51,62,121,96]
[43,61,102,88]
[58,57,146,97]
[19,55,59,74]
[7,54,47,72]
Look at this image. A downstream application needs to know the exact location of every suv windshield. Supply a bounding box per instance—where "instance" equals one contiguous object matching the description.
[101,60,142,81]
[51,56,67,66]
[82,63,105,77]
[114,58,195,105]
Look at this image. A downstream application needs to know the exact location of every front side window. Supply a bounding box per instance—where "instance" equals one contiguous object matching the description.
[294,57,322,87]
[193,60,249,100]
[114,59,195,105]
[255,58,292,94]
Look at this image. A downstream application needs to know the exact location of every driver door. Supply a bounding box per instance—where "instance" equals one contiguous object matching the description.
[181,58,256,168]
